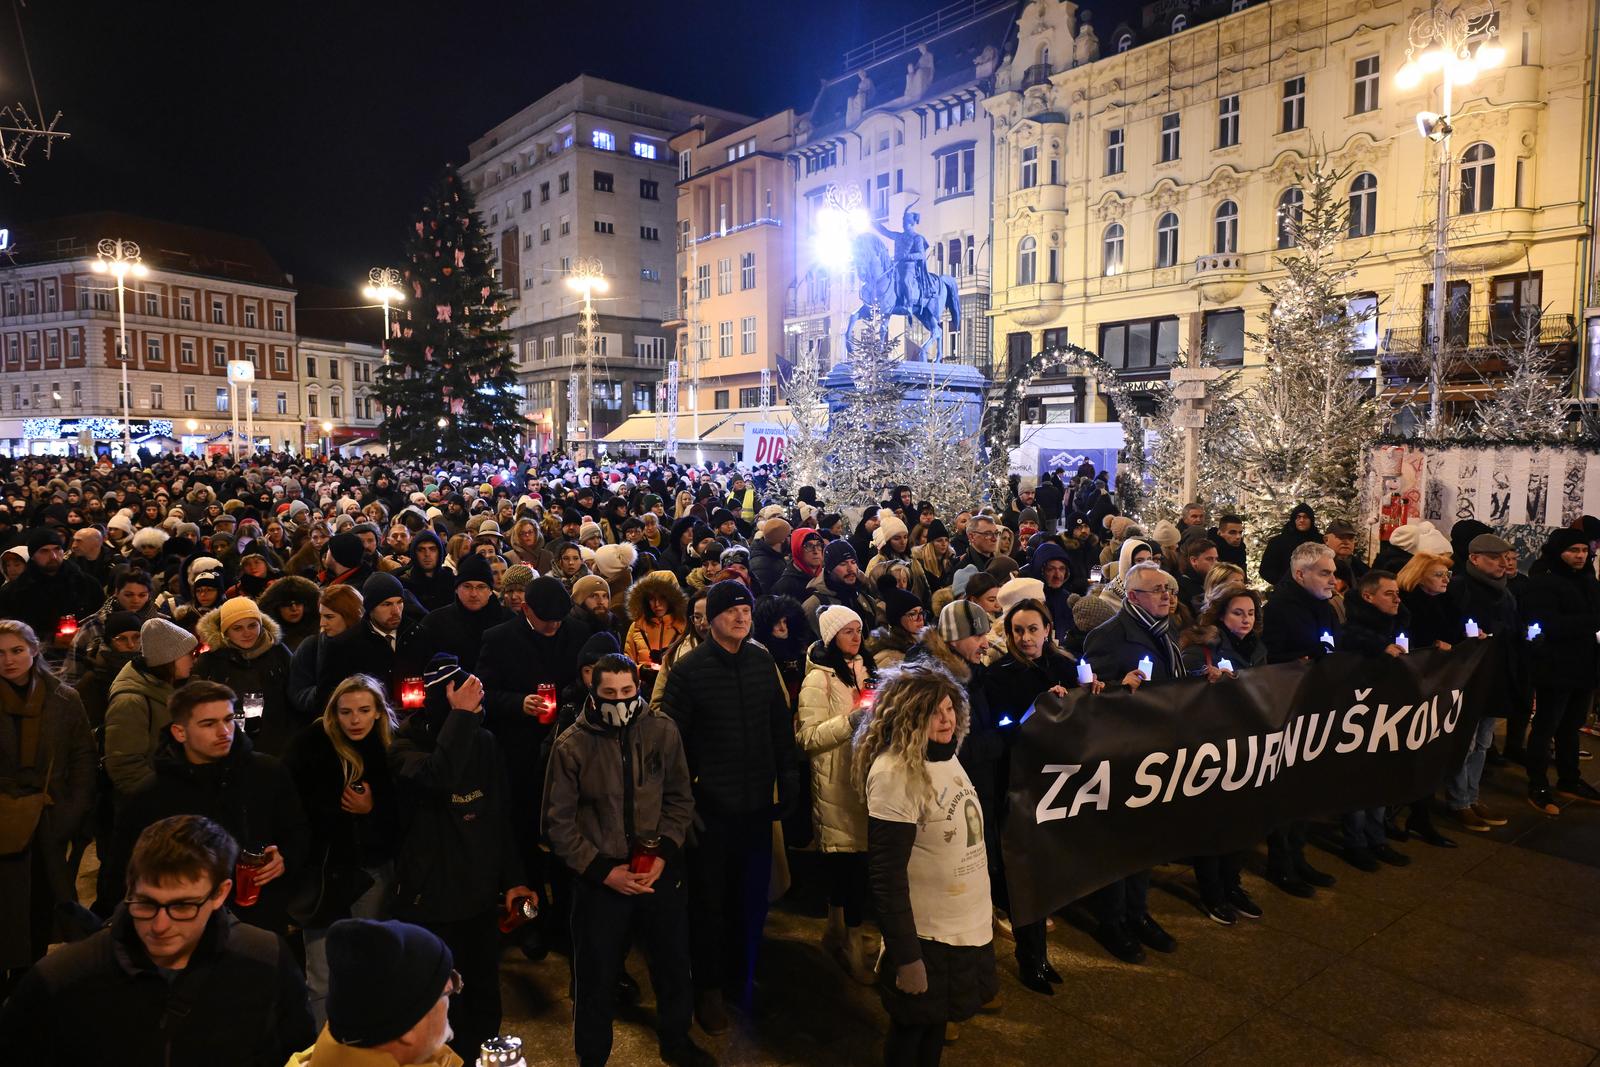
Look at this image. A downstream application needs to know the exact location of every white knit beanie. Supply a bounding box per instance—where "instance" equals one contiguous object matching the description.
[817,604,861,648]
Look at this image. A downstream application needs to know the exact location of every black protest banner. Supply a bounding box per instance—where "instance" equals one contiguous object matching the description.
[1001,641,1500,927]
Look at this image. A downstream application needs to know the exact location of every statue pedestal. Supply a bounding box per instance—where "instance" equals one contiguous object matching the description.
[822,360,989,438]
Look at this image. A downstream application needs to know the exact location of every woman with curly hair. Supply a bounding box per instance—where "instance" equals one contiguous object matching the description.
[856,660,995,1066]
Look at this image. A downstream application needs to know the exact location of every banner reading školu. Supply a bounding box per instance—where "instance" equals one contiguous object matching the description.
[1001,641,1501,927]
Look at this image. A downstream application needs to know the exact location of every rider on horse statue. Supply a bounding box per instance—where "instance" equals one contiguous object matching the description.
[872,201,932,314]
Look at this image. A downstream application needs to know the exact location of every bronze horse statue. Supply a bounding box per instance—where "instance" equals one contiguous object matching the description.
[845,210,961,362]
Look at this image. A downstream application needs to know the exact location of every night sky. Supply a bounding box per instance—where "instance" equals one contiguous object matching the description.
[0,0,1012,290]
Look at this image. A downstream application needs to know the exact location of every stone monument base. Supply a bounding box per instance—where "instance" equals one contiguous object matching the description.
[821,359,989,438]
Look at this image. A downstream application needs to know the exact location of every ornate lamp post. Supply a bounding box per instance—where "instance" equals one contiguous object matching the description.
[565,258,608,458]
[363,267,405,449]
[90,238,146,459]
[1395,1,1504,433]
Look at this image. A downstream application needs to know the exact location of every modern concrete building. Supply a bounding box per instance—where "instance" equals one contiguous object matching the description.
[986,0,1597,426]
[461,75,750,452]
[0,212,302,456]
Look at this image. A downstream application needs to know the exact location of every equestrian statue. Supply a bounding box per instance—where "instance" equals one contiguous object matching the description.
[845,201,962,362]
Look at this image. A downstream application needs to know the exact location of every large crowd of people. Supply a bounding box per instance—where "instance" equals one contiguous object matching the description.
[0,447,1593,1067]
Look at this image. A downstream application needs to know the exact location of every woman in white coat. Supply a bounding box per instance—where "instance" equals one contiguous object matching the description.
[797,604,879,984]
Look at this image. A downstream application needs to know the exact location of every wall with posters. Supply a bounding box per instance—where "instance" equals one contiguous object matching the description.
[1364,444,1600,562]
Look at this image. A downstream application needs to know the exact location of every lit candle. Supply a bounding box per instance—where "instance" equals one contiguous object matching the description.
[400,676,426,710]
[1076,660,1094,685]
[1320,630,1335,649]
[1464,618,1480,638]
[1527,622,1542,641]
[997,715,1014,727]
[56,615,77,638]
[1396,632,1410,653]
[1136,655,1153,681]
[1217,657,1234,673]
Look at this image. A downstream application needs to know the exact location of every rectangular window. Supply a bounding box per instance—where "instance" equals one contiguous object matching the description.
[1282,76,1306,131]
[49,382,60,408]
[717,258,732,295]
[274,348,288,372]
[713,389,729,410]
[632,139,658,159]
[522,190,533,211]
[276,391,288,415]
[69,333,82,360]
[144,292,160,316]
[149,383,164,410]
[306,355,317,377]
[1159,114,1180,162]
[640,179,659,200]
[540,181,550,202]
[740,387,761,408]
[592,129,615,151]
[875,172,890,218]
[593,171,613,192]
[740,316,756,354]
[740,252,756,289]
[212,343,227,368]
[179,295,193,321]
[243,305,257,329]
[1098,316,1181,370]
[1217,95,1240,148]
[272,307,285,331]
[593,219,614,234]
[696,264,711,300]
[718,320,733,357]
[330,394,342,419]
[328,359,339,379]
[210,297,226,324]
[43,284,57,313]
[1346,293,1379,355]
[640,226,659,241]
[1020,145,1038,188]
[1353,56,1380,114]
[182,385,194,410]
[559,172,570,194]
[216,387,229,412]
[1105,128,1124,175]
[559,216,571,236]
[146,337,162,362]
[1202,308,1246,363]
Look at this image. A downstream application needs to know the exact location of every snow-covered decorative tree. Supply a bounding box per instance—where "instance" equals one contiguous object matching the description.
[1234,158,1384,544]
[370,166,523,463]
[1470,314,1571,442]
[772,349,829,500]
[904,364,989,516]
[820,306,915,504]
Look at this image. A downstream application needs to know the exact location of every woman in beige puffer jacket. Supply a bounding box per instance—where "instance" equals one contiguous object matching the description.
[796,604,878,984]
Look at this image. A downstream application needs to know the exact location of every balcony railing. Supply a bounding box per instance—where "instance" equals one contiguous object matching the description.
[1020,63,1052,89]
[1382,313,1576,357]
[1193,253,1246,275]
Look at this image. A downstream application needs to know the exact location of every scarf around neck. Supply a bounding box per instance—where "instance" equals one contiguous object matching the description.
[1466,561,1507,592]
[0,673,46,767]
[1124,600,1184,678]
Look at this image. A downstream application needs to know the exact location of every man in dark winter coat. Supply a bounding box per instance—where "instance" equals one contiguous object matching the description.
[748,517,790,593]
[315,571,425,712]
[800,539,878,636]
[0,814,314,1066]
[104,681,309,938]
[1034,471,1065,534]
[1208,514,1249,576]
[388,655,537,1061]
[1258,503,1322,587]
[409,553,510,674]
[400,530,456,612]
[0,527,106,667]
[660,580,798,1035]
[1260,541,1342,897]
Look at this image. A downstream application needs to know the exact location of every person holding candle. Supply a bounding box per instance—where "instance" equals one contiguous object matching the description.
[1395,551,1468,846]
[798,605,880,985]
[1519,529,1600,813]
[1443,534,1520,830]
[983,599,1102,991]
[193,597,298,757]
[314,572,425,714]
[0,527,105,672]
[1332,571,1414,871]
[1180,583,1268,924]
[1081,562,1186,961]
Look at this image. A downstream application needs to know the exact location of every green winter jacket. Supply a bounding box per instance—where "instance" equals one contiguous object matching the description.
[101,660,175,796]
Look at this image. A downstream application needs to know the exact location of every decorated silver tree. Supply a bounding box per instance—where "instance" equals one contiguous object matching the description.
[820,305,915,504]
[772,348,829,500]
[904,364,989,516]
[1234,159,1384,548]
[1470,313,1571,442]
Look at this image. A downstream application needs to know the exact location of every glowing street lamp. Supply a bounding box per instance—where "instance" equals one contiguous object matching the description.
[811,183,870,273]
[321,420,333,456]
[90,238,148,459]
[565,259,608,457]
[1395,1,1503,433]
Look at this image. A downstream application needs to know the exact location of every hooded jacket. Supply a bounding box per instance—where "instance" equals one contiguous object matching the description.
[0,904,314,1067]
[399,531,456,612]
[796,643,872,852]
[750,535,788,593]
[257,575,321,651]
[623,571,687,667]
[768,527,822,600]
[542,701,694,884]
[801,570,878,638]
[1259,503,1323,587]
[194,609,298,758]
[410,589,511,674]
[1022,541,1079,639]
[1520,531,1600,689]
[102,659,177,796]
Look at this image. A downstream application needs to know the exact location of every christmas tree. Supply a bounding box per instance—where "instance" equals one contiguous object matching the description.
[371,166,523,463]
[1471,314,1570,442]
[773,349,829,500]
[820,306,915,504]
[904,363,988,517]
[1234,159,1384,546]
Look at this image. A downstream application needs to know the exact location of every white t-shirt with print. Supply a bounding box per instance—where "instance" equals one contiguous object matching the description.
[867,752,993,947]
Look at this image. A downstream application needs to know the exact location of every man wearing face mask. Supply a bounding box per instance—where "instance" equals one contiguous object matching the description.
[544,653,710,1067]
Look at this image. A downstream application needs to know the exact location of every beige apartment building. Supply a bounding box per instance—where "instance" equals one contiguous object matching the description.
[663,110,798,420]
[987,0,1598,425]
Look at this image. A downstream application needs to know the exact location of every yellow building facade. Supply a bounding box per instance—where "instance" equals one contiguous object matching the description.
[986,0,1598,423]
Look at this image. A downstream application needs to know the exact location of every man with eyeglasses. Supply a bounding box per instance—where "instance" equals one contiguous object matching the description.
[957,514,1001,572]
[768,527,824,601]
[0,814,314,1064]
[1081,561,1187,964]
[288,918,466,1067]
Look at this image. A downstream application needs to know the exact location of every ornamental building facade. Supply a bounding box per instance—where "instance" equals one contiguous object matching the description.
[986,0,1598,425]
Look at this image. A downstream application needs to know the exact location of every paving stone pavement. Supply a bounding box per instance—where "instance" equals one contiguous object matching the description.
[498,733,1600,1067]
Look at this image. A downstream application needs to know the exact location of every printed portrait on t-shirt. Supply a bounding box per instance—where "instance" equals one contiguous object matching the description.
[963,799,982,847]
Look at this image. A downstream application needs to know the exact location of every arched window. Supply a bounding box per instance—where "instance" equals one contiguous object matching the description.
[1348,173,1378,237]
[1213,200,1238,254]
[1460,142,1495,214]
[1155,212,1180,267]
[1017,236,1038,285]
[1172,14,1188,32]
[1275,187,1304,248]
[1036,43,1050,67]
[1117,33,1133,53]
[1102,223,1125,276]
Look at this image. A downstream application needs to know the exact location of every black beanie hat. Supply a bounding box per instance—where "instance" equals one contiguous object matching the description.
[705,578,753,621]
[105,610,144,643]
[525,575,573,622]
[329,532,364,569]
[823,539,857,571]
[883,587,924,628]
[25,527,63,555]
[926,519,951,541]
[711,507,735,527]
[361,571,405,610]
[454,552,495,588]
[326,918,454,1047]
[578,630,621,667]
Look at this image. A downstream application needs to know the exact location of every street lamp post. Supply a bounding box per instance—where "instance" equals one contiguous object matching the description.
[1395,1,1504,433]
[565,259,608,460]
[90,238,147,460]
[321,420,333,457]
[363,267,405,448]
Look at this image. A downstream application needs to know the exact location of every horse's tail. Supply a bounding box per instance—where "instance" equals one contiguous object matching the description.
[946,277,962,331]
